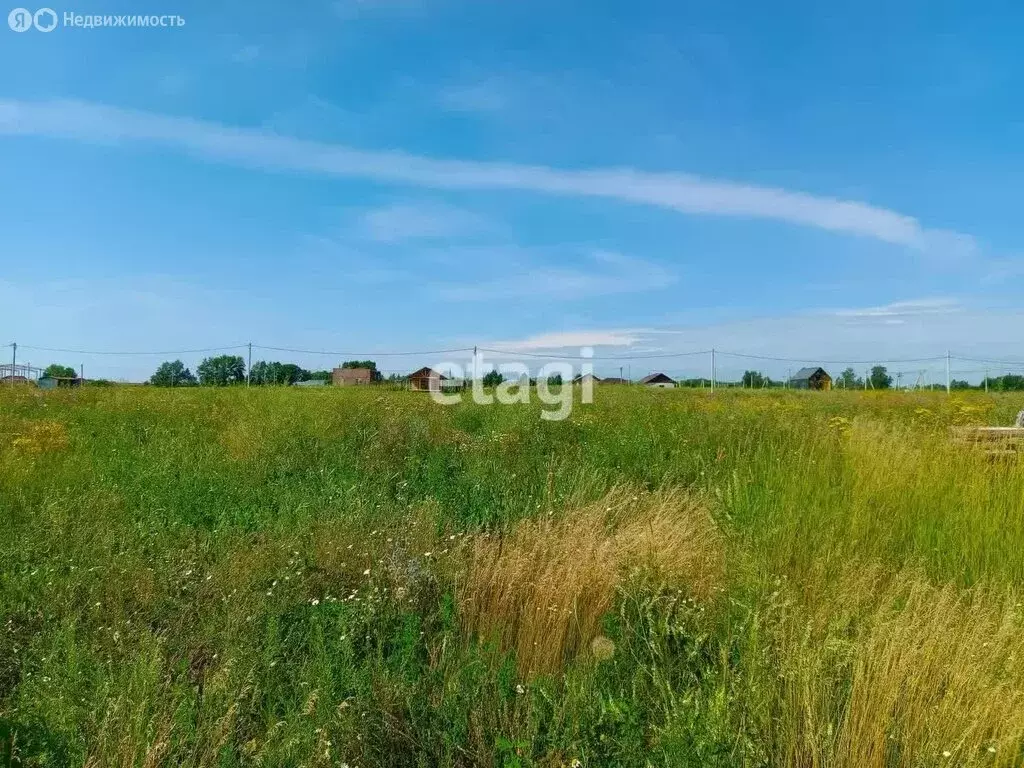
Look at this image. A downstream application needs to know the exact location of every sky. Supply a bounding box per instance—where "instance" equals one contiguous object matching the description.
[1,0,1022,382]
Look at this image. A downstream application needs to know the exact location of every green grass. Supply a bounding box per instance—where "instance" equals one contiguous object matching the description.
[1,386,1023,766]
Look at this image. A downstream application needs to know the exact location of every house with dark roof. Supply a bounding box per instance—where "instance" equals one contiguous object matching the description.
[788,367,832,391]
[639,372,676,388]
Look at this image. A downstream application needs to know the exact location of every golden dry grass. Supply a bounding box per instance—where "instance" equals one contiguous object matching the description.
[458,488,724,676]
[773,563,1024,768]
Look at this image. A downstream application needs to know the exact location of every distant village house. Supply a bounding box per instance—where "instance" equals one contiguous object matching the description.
[332,367,373,386]
[788,367,832,391]
[408,367,447,392]
[640,372,676,388]
[38,376,83,390]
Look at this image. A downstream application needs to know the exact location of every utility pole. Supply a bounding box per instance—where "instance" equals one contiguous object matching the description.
[619,365,623,382]
[246,342,252,388]
[80,364,84,382]
[945,350,951,394]
[710,348,716,393]
[985,369,989,393]
[865,368,871,389]
[10,342,15,387]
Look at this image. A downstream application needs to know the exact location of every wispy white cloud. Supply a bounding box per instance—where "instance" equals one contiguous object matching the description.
[354,201,491,242]
[432,250,675,302]
[833,297,962,318]
[489,329,646,351]
[0,99,966,249]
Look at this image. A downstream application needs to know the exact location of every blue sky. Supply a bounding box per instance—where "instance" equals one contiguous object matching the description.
[1,0,1022,382]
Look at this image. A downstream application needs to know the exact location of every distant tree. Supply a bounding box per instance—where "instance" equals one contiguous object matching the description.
[248,360,269,385]
[150,360,197,387]
[251,361,306,385]
[197,355,246,386]
[341,360,382,382]
[986,374,1024,392]
[43,364,77,379]
[546,373,563,386]
[481,370,504,388]
[869,365,893,390]
[837,367,860,389]
[306,369,332,382]
[950,379,971,390]
[741,370,767,388]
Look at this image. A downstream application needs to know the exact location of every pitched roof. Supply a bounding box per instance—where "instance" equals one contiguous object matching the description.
[789,367,827,381]
[640,372,676,384]
[408,366,447,380]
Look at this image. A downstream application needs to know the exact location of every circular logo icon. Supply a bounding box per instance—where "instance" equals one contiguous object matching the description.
[8,7,33,31]
[33,7,56,31]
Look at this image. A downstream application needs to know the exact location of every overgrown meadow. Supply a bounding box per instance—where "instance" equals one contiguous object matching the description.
[2,386,1023,767]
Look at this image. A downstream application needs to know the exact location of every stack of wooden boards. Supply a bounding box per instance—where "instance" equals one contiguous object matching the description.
[952,426,1024,460]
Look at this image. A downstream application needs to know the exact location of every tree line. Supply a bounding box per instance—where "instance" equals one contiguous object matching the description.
[148,356,369,387]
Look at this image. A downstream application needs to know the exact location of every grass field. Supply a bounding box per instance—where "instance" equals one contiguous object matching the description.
[2,386,1023,767]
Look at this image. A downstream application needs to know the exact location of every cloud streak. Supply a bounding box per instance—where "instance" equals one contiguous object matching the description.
[354,201,491,242]
[0,99,954,248]
[432,250,675,302]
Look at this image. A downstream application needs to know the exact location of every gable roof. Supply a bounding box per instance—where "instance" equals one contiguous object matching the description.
[572,373,602,382]
[640,372,676,384]
[789,367,828,382]
[408,366,447,380]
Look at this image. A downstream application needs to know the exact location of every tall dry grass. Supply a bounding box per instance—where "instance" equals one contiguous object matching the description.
[458,488,724,676]
[769,562,1024,768]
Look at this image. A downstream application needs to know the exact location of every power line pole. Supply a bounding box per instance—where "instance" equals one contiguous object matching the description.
[710,348,716,393]
[246,342,252,388]
[985,368,989,393]
[945,350,951,394]
[10,342,15,387]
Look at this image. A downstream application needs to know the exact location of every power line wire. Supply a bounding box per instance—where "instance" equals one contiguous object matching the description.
[716,351,947,365]
[18,344,248,356]
[253,344,474,357]
[478,347,712,360]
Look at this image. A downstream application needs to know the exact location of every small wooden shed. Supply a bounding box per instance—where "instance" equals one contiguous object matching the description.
[788,367,832,391]
[38,376,82,390]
